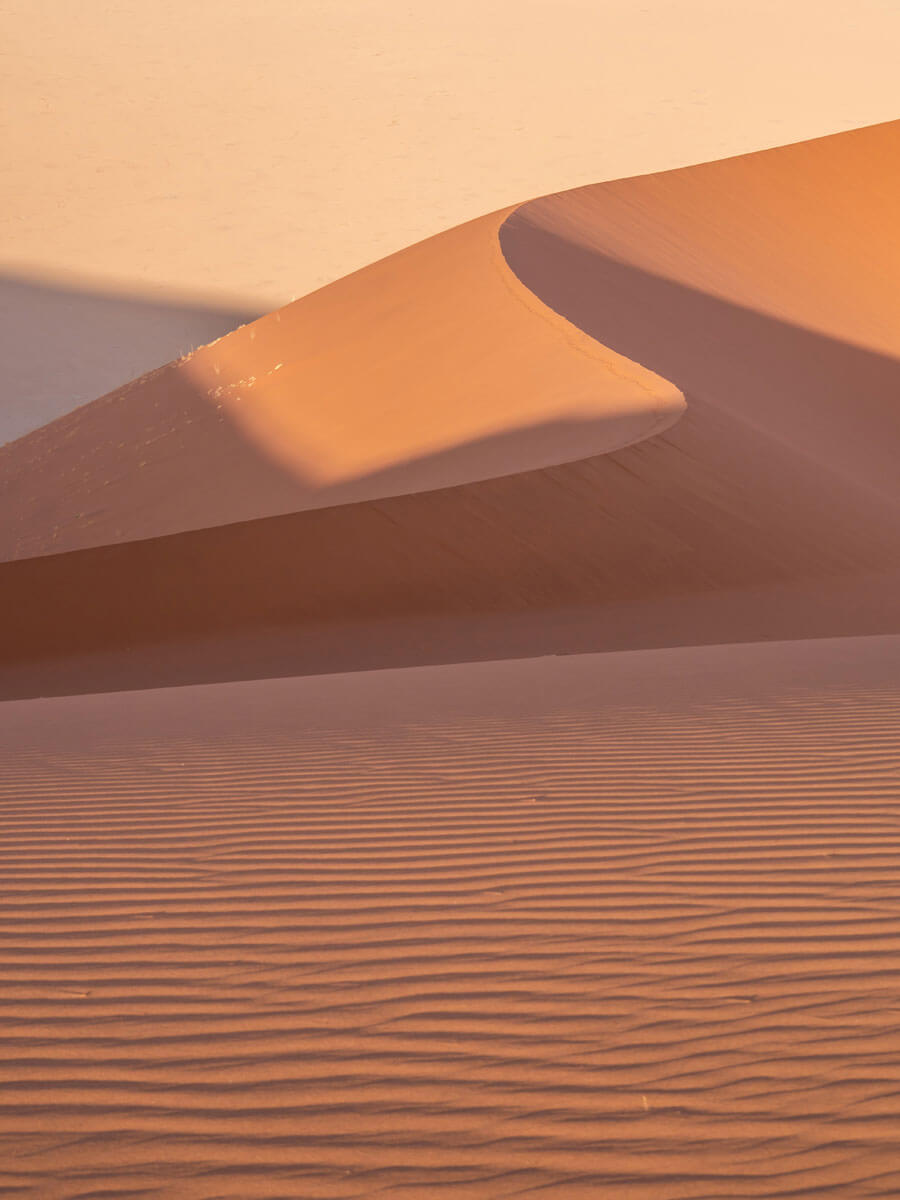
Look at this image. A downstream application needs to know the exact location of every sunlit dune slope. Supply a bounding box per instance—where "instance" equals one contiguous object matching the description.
[2,122,900,695]
[0,208,681,562]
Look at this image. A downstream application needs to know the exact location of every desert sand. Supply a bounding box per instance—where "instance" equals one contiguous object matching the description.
[3,636,900,1197]
[3,22,900,1200]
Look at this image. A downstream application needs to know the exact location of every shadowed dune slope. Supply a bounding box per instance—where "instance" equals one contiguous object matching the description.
[2,635,900,1197]
[2,122,899,696]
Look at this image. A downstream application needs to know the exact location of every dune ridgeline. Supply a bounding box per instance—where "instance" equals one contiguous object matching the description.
[2,120,899,697]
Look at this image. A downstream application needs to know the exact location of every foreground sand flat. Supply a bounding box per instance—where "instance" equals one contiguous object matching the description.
[3,635,900,1198]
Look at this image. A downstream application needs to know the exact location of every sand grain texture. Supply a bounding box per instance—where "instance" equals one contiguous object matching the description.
[2,637,900,1198]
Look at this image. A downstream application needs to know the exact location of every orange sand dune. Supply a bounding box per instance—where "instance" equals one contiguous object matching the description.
[2,635,900,1198]
[0,207,681,560]
[2,122,899,698]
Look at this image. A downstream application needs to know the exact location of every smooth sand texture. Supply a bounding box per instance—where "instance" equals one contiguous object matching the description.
[0,272,256,445]
[0,206,681,560]
[5,0,900,440]
[3,635,900,1197]
[2,123,898,699]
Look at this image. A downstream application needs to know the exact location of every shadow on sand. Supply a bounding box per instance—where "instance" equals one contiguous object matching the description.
[0,271,258,444]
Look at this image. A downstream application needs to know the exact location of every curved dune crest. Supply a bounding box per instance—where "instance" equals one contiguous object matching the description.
[2,122,900,697]
[0,207,681,562]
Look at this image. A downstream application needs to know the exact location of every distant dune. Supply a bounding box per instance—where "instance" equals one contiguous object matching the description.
[2,122,898,698]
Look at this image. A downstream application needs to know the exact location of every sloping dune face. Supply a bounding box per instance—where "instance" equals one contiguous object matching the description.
[2,122,900,697]
[3,636,900,1198]
[0,207,681,561]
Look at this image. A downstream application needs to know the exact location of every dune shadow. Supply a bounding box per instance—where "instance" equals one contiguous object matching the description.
[0,271,259,445]
[499,208,900,502]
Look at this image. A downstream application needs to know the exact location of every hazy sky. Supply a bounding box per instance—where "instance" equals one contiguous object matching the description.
[4,0,900,306]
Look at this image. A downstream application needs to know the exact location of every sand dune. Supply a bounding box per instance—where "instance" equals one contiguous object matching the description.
[3,113,900,1197]
[0,204,680,561]
[3,635,900,1197]
[2,122,898,698]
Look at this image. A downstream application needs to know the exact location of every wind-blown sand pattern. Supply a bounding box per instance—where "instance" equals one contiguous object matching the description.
[3,637,900,1198]
[2,118,900,1197]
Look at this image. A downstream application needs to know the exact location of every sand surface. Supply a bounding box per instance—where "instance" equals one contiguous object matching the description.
[3,28,900,1195]
[5,0,900,440]
[3,635,900,1198]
